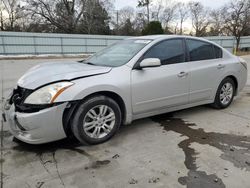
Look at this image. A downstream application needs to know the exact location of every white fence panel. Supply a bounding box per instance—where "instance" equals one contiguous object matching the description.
[0,31,250,55]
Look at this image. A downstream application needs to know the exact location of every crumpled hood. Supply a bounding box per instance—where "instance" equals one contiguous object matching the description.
[17,61,112,89]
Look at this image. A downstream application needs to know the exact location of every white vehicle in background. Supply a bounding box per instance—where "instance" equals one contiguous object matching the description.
[4,35,248,145]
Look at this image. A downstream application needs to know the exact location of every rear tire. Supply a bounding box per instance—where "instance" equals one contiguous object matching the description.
[211,77,236,109]
[71,95,122,145]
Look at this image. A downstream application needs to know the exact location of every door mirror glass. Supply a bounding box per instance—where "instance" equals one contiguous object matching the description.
[139,58,161,68]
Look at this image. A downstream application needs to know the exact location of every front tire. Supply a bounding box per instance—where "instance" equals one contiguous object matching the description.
[71,95,122,145]
[211,77,236,109]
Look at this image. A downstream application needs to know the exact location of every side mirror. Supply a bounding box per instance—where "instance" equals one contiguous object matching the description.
[139,58,161,69]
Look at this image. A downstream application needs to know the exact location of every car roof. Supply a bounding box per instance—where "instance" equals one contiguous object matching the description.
[128,34,209,41]
[128,35,222,48]
[127,35,169,40]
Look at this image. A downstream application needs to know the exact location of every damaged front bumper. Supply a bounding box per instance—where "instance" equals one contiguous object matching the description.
[4,102,68,144]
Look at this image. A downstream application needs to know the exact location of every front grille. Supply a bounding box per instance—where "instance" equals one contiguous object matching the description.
[10,86,33,106]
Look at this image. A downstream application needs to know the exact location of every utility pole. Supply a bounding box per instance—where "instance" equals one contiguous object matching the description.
[146,3,149,24]
[0,11,3,31]
[116,10,119,28]
[138,0,150,24]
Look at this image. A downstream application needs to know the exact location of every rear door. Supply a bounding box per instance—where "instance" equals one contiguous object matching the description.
[186,39,224,103]
[131,38,190,115]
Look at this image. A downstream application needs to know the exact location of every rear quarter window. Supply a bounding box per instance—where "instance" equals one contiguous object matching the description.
[214,46,223,58]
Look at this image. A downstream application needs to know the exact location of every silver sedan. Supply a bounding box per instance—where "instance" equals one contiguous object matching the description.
[4,35,248,145]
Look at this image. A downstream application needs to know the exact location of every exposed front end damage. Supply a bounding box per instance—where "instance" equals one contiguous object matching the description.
[4,86,68,144]
[6,103,68,144]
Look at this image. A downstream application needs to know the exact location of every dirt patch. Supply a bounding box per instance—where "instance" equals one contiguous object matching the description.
[148,177,160,183]
[85,160,111,170]
[1,131,12,138]
[152,113,250,188]
[36,181,44,188]
[128,178,138,184]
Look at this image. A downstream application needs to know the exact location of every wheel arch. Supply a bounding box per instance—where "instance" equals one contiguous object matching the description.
[225,75,238,95]
[62,91,127,136]
[211,75,238,109]
[83,91,127,122]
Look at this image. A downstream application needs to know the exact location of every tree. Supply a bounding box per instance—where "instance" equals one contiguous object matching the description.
[176,2,189,35]
[113,6,135,32]
[2,0,23,31]
[142,21,163,35]
[24,0,111,34]
[189,1,210,37]
[119,6,135,24]
[133,11,147,35]
[118,19,136,36]
[151,0,163,21]
[137,0,151,24]
[221,0,250,51]
[79,0,110,34]
[0,2,5,30]
[160,2,177,34]
[112,6,137,36]
[207,9,225,36]
[25,0,85,33]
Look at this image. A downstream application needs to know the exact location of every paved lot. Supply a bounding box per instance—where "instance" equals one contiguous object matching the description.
[0,56,250,188]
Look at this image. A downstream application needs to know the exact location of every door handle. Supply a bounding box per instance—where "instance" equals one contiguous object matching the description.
[178,71,188,78]
[217,64,225,69]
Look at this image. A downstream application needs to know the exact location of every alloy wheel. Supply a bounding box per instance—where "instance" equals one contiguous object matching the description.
[83,105,116,139]
[220,82,233,105]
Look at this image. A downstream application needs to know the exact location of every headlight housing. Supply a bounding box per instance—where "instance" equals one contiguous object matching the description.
[24,82,74,104]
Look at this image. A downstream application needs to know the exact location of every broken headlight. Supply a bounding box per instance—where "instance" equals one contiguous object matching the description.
[24,82,74,104]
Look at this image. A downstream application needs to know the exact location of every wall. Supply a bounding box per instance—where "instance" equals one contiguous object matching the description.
[204,36,235,53]
[0,31,249,55]
[0,32,126,55]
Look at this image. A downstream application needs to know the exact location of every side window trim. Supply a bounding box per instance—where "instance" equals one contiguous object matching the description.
[213,45,223,59]
[133,38,186,69]
[184,38,190,62]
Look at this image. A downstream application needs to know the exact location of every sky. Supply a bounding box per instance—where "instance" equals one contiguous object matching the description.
[114,0,230,10]
[114,0,231,32]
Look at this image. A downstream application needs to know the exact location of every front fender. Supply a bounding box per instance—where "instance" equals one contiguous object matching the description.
[53,67,133,124]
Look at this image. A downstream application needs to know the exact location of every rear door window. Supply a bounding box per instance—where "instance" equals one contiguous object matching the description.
[187,39,215,61]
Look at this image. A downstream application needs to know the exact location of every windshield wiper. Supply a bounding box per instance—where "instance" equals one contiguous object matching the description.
[80,61,112,67]
[84,61,96,66]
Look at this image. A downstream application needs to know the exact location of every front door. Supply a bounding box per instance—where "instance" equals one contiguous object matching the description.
[131,39,189,115]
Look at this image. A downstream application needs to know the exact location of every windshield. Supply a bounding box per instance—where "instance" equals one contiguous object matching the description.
[83,39,151,67]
